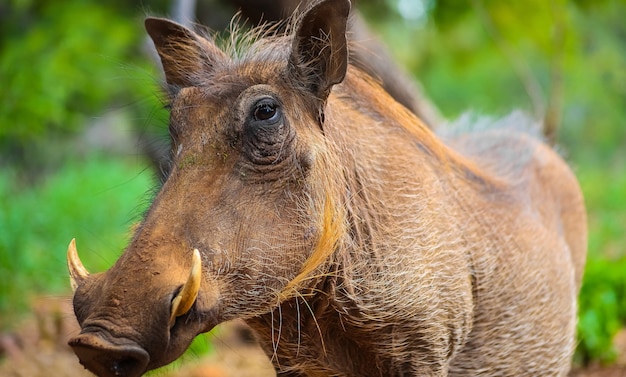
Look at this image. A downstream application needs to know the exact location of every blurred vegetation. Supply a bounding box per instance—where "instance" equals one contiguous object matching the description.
[0,0,624,369]
[0,156,153,316]
[0,0,170,178]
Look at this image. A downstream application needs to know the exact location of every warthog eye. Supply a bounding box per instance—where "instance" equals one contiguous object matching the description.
[242,95,293,166]
[252,99,280,124]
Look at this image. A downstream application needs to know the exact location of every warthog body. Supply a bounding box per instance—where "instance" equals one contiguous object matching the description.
[67,1,587,376]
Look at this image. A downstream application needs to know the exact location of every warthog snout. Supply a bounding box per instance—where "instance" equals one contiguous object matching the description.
[67,241,211,375]
[69,332,149,377]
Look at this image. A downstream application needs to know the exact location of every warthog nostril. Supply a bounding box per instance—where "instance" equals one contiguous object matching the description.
[69,334,149,377]
[108,355,144,376]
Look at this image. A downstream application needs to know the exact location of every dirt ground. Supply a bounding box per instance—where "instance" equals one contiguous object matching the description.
[1,296,625,377]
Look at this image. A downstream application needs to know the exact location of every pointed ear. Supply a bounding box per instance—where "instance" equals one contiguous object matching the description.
[289,0,350,101]
[145,17,228,89]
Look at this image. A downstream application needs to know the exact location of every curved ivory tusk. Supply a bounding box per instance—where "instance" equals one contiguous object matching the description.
[67,238,90,292]
[170,249,202,326]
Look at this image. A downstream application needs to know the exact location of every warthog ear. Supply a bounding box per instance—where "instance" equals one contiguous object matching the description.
[145,17,227,90]
[289,0,350,102]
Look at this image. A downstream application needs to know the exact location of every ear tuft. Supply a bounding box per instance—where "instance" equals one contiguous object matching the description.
[145,17,227,89]
[289,0,351,101]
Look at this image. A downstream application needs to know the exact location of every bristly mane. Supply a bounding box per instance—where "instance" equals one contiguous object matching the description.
[187,8,308,65]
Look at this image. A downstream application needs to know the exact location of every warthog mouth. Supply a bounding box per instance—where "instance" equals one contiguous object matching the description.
[69,331,149,377]
[67,241,214,376]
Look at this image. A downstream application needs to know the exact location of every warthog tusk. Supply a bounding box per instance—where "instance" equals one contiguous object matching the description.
[67,238,90,292]
[170,249,202,327]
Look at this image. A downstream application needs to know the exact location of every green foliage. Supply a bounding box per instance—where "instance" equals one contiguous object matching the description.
[574,164,626,364]
[0,0,163,170]
[372,0,626,164]
[0,155,154,329]
[577,256,626,364]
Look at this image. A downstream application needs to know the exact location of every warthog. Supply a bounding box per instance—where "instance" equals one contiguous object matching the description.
[67,0,587,376]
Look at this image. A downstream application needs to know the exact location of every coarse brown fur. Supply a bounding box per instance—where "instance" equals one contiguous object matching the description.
[68,1,587,376]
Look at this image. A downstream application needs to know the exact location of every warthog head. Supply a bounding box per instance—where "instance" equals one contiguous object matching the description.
[67,1,350,376]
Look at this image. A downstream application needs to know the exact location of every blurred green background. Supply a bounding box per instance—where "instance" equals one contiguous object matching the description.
[1,0,624,369]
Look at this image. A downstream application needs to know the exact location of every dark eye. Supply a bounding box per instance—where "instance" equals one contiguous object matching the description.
[242,96,292,166]
[252,100,280,123]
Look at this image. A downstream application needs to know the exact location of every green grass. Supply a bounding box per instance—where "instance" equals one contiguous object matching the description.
[0,154,154,329]
[574,162,626,364]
